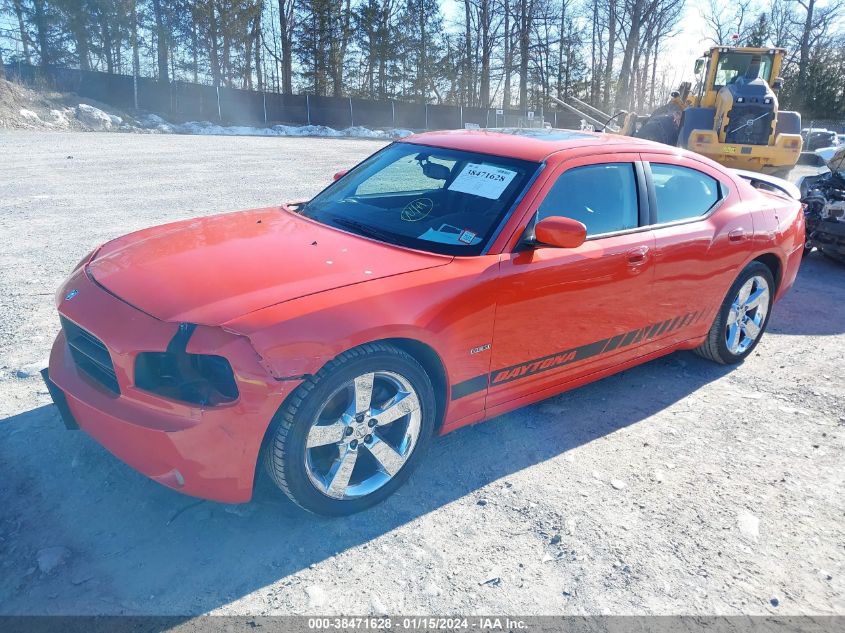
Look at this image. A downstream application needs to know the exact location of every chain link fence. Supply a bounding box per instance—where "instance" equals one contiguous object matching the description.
[4,62,582,131]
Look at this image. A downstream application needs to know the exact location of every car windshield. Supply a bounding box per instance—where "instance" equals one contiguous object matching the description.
[298,143,539,256]
[713,52,774,87]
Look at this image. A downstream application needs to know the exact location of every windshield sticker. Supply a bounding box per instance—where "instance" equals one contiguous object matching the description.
[458,229,477,244]
[447,163,517,199]
[401,197,434,221]
[419,224,483,246]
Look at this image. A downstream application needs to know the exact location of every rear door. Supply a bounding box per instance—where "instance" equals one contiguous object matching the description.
[642,153,755,343]
[488,155,658,409]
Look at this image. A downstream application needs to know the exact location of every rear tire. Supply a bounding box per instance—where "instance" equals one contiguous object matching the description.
[694,262,775,364]
[264,342,436,516]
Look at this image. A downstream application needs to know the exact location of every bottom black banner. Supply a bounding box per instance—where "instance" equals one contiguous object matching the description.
[0,616,843,633]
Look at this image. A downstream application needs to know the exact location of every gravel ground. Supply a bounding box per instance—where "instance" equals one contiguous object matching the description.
[0,131,843,617]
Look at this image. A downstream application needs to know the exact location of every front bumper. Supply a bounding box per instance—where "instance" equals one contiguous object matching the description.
[45,268,301,503]
[688,131,802,170]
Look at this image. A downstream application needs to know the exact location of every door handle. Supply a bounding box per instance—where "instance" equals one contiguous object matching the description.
[626,245,649,265]
[729,228,747,242]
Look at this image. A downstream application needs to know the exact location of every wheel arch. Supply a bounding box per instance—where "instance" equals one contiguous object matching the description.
[380,337,448,433]
[253,336,450,489]
[752,251,783,292]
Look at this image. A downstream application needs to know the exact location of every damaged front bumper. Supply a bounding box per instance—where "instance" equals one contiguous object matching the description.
[43,267,302,503]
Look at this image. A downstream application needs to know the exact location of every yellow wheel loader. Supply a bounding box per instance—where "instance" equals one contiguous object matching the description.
[553,46,803,176]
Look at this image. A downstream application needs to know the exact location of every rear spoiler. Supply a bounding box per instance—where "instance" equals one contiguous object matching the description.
[732,169,801,200]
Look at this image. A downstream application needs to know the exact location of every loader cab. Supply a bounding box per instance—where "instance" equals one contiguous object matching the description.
[712,51,774,88]
[696,46,784,109]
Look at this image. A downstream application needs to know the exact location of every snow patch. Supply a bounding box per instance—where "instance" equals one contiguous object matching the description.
[19,108,40,121]
[50,109,71,128]
[76,104,113,130]
[138,115,414,140]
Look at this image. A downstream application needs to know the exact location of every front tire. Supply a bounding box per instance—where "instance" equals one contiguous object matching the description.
[264,342,436,516]
[694,262,774,364]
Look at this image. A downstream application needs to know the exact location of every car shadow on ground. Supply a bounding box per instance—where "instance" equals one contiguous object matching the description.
[1,254,840,617]
[1,352,731,617]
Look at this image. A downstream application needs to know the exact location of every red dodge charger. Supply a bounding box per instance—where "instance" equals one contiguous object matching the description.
[43,129,805,515]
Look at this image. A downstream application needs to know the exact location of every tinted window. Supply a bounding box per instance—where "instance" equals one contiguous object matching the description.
[651,164,721,223]
[538,163,639,236]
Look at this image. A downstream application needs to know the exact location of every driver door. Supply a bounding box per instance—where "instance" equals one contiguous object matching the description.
[487,156,657,410]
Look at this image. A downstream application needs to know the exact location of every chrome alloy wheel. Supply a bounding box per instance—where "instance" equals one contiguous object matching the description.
[304,371,422,500]
[725,274,770,355]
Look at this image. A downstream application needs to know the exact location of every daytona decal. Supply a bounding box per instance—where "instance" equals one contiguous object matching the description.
[450,311,704,400]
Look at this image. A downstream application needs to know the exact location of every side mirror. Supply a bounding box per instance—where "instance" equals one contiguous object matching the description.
[333,169,349,181]
[694,58,705,75]
[534,216,587,249]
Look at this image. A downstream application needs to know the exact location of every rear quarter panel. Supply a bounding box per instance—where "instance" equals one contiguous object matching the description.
[746,184,805,300]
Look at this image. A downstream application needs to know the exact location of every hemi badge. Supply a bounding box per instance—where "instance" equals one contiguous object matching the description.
[470,344,491,355]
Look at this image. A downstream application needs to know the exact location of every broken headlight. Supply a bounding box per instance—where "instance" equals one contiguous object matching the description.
[134,352,239,406]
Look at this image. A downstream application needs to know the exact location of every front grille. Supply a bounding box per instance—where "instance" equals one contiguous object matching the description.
[61,316,120,394]
[724,105,774,145]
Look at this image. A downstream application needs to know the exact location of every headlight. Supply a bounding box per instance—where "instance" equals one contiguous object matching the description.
[135,352,239,405]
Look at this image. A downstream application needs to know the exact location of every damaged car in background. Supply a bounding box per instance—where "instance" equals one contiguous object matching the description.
[800,145,845,262]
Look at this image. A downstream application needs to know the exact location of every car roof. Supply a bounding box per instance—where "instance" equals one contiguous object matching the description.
[400,128,662,162]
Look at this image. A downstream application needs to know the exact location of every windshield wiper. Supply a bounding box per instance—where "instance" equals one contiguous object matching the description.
[331,217,396,243]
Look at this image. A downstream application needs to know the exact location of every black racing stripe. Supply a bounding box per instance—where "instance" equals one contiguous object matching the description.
[490,337,610,386]
[619,329,640,348]
[602,333,626,353]
[645,321,664,339]
[665,316,682,334]
[656,318,674,336]
[632,326,653,345]
[451,311,700,399]
[450,374,488,400]
[574,338,610,361]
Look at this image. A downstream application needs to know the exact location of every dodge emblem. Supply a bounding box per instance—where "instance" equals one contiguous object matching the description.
[65,289,79,301]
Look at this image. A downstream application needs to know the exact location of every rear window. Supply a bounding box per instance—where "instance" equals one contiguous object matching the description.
[651,163,721,223]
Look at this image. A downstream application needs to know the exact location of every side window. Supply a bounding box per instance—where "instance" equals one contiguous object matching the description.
[538,163,639,236]
[651,163,721,223]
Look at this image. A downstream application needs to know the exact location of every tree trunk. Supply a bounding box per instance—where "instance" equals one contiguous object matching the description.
[191,11,199,83]
[254,13,263,90]
[151,0,169,82]
[130,0,140,108]
[332,0,352,97]
[32,0,50,68]
[503,0,511,109]
[100,10,114,74]
[614,0,647,111]
[479,0,491,108]
[12,0,31,64]
[797,0,815,99]
[279,0,294,94]
[518,0,531,109]
[209,2,221,86]
[649,34,659,109]
[602,0,617,109]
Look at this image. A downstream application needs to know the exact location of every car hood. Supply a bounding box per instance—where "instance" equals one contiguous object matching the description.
[87,207,451,325]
